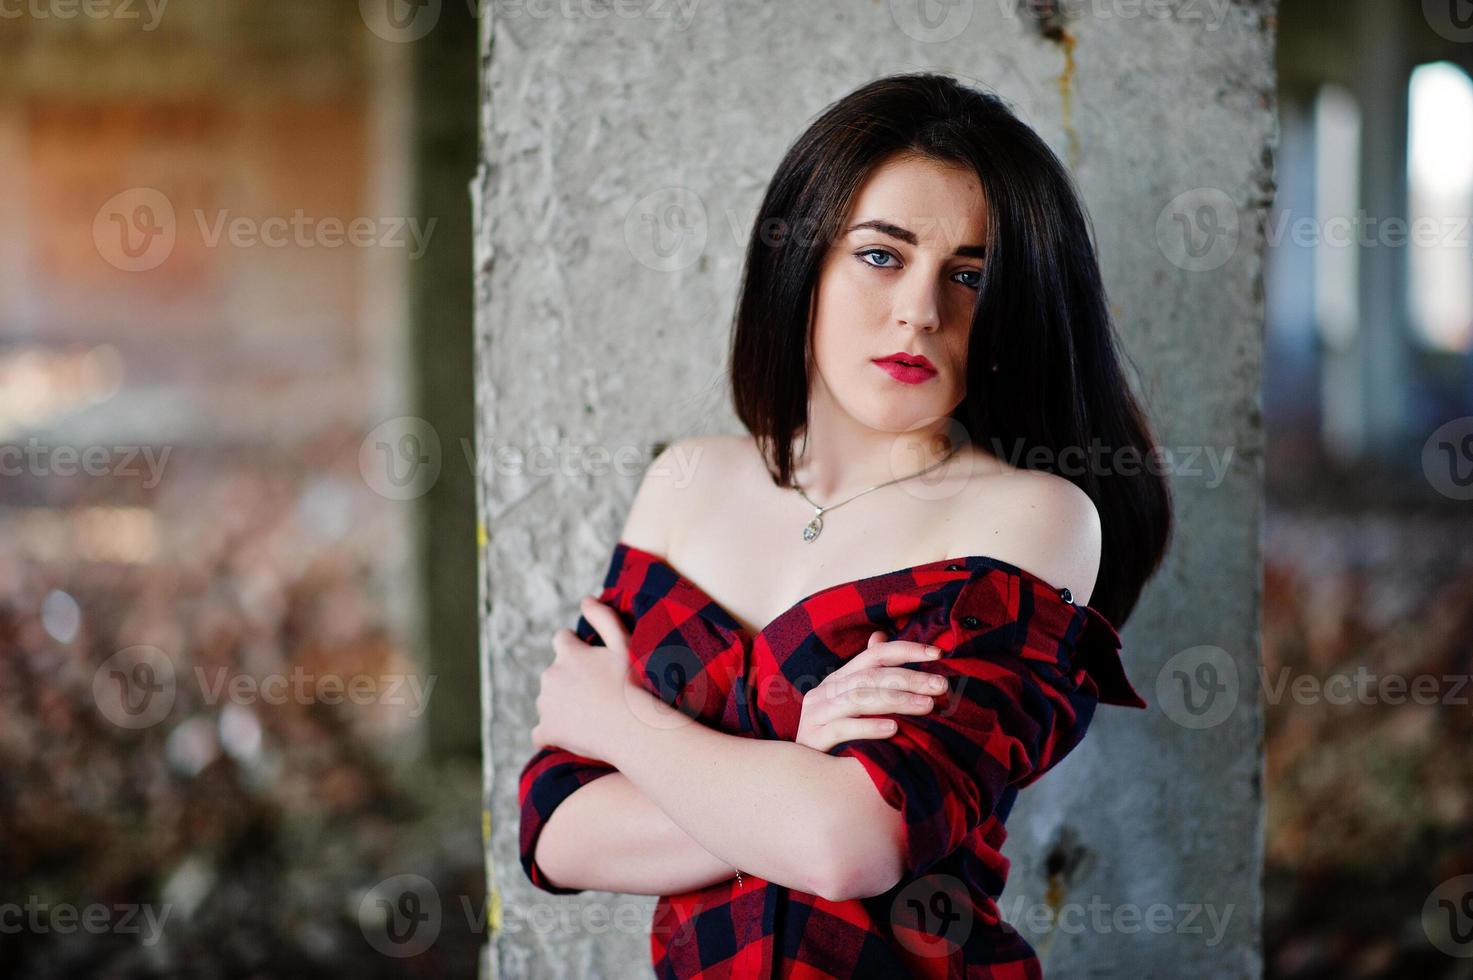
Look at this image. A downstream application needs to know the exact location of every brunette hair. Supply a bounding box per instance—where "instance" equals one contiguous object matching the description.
[727,71,1171,626]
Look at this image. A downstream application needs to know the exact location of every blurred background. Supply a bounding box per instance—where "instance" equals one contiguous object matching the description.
[1266,2,1473,978]
[0,2,484,977]
[0,0,1471,978]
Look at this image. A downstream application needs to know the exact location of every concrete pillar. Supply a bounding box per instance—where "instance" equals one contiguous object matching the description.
[476,3,1273,976]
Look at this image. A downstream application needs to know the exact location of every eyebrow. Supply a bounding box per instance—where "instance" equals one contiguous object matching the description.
[845,219,987,258]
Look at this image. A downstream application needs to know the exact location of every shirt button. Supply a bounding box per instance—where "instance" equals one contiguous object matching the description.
[961,615,981,629]
[1058,587,1073,604]
[945,563,962,571]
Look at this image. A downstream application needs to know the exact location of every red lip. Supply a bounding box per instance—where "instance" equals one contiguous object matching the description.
[872,349,930,368]
[872,351,938,385]
[873,351,936,371]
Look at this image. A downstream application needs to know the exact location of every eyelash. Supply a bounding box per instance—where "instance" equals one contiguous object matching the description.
[855,248,981,290]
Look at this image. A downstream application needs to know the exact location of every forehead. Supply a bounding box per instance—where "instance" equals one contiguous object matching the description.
[844,153,989,244]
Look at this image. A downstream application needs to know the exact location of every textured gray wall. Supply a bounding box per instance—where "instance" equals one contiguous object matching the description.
[475,2,1274,977]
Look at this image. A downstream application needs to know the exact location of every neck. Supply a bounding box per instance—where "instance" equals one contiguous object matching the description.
[789,409,959,501]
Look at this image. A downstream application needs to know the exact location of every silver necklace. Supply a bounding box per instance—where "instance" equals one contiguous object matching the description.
[789,443,962,543]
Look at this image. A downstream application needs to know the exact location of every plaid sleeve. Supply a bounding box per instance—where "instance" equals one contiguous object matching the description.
[516,580,633,895]
[825,569,1146,879]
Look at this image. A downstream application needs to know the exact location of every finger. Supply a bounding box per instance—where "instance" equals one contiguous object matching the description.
[848,638,943,672]
[833,666,947,704]
[866,666,951,697]
[551,627,585,656]
[822,717,901,747]
[834,687,937,715]
[579,595,628,646]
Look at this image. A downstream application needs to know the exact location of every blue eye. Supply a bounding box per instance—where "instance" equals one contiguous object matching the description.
[857,248,896,268]
[953,269,982,289]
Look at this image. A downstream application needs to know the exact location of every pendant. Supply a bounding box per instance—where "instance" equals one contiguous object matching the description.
[802,513,823,542]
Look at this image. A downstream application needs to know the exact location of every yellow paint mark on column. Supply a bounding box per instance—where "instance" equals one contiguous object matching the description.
[484,808,503,934]
[1056,28,1081,170]
[477,521,488,549]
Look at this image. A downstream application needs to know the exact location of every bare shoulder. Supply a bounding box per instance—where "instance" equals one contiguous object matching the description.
[952,467,1103,606]
[616,434,746,556]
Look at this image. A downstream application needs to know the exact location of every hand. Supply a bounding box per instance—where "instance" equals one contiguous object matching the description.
[530,595,647,760]
[794,631,950,753]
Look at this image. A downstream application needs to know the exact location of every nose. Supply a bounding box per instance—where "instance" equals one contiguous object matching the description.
[893,269,941,333]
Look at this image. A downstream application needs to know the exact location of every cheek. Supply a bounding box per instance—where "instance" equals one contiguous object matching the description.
[811,264,874,352]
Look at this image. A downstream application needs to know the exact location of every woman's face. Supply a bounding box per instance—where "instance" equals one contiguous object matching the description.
[808,152,988,435]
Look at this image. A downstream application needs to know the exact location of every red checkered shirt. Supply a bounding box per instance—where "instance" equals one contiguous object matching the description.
[519,540,1148,979]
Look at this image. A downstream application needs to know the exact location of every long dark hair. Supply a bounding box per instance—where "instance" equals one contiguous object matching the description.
[728,71,1172,626]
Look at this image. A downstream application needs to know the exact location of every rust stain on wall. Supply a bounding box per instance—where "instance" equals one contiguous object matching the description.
[1025,0,1083,169]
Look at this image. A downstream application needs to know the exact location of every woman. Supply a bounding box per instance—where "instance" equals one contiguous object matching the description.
[519,72,1171,978]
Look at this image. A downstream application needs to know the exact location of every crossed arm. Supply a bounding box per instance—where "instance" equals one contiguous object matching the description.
[532,709,905,903]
